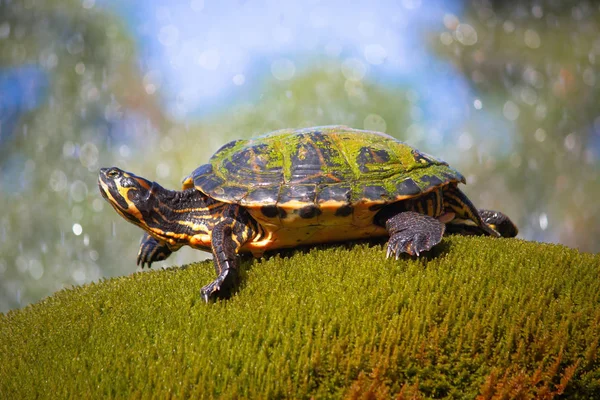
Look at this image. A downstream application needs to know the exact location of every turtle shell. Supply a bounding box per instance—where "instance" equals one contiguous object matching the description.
[183,126,464,228]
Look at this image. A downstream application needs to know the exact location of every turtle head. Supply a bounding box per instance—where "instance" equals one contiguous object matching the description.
[98,167,157,228]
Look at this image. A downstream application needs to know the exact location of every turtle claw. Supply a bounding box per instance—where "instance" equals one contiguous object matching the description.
[137,233,172,269]
[385,211,445,258]
[200,263,237,303]
[387,233,429,258]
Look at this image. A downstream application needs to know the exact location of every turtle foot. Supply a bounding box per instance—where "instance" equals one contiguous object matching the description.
[479,209,518,238]
[200,267,237,303]
[385,211,445,258]
[137,233,172,268]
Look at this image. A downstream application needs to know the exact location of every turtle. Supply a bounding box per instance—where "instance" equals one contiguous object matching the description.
[98,125,517,302]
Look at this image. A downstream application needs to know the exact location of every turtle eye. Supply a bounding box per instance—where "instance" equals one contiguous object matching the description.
[107,169,120,178]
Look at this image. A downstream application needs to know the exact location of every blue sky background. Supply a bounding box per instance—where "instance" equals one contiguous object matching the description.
[94,0,480,130]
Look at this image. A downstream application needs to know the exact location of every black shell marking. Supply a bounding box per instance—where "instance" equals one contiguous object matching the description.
[334,204,353,217]
[298,205,322,219]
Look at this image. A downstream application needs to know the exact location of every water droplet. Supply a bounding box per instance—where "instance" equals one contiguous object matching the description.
[156,163,170,178]
[49,170,68,192]
[564,133,577,151]
[119,145,131,158]
[539,213,548,230]
[160,136,174,152]
[29,259,44,280]
[503,20,515,33]
[75,62,86,75]
[583,68,595,86]
[92,198,104,212]
[443,14,459,30]
[341,58,366,81]
[198,49,221,70]
[72,264,87,284]
[72,223,83,236]
[325,41,342,57]
[66,33,85,55]
[363,114,387,132]
[473,99,482,110]
[364,44,387,65]
[145,84,156,95]
[232,74,245,86]
[455,24,478,46]
[520,86,537,105]
[79,142,99,168]
[440,32,453,46]
[63,141,76,157]
[524,29,541,49]
[534,128,547,142]
[0,22,10,39]
[70,181,88,202]
[16,256,28,274]
[503,101,520,121]
[158,25,179,47]
[271,58,296,81]
[458,133,473,150]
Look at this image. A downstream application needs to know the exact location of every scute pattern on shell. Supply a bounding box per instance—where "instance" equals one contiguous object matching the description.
[188,126,465,209]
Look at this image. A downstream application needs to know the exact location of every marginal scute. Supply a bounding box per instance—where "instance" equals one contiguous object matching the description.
[245,187,280,205]
[358,185,390,202]
[394,178,422,197]
[195,174,226,194]
[220,186,248,202]
[316,184,351,204]
[279,184,317,204]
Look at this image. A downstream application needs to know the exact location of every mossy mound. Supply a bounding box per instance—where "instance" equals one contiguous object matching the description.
[1,236,599,398]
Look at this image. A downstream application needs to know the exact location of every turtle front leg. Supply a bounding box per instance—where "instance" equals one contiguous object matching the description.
[202,218,254,302]
[385,211,446,258]
[137,233,173,268]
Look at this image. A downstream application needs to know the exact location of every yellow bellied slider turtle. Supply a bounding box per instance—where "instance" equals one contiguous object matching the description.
[98,126,517,301]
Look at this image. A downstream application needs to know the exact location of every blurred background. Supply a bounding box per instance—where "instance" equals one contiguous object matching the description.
[1,0,598,312]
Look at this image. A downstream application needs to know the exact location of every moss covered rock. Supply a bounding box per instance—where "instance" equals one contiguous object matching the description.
[1,236,599,398]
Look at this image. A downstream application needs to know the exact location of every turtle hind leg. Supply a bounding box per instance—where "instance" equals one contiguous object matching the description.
[479,209,518,237]
[443,186,500,237]
[137,233,173,268]
[385,211,446,258]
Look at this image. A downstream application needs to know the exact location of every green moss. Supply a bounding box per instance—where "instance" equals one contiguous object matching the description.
[1,236,599,398]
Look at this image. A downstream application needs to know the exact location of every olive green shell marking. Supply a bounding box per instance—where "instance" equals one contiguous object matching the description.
[188,126,464,211]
